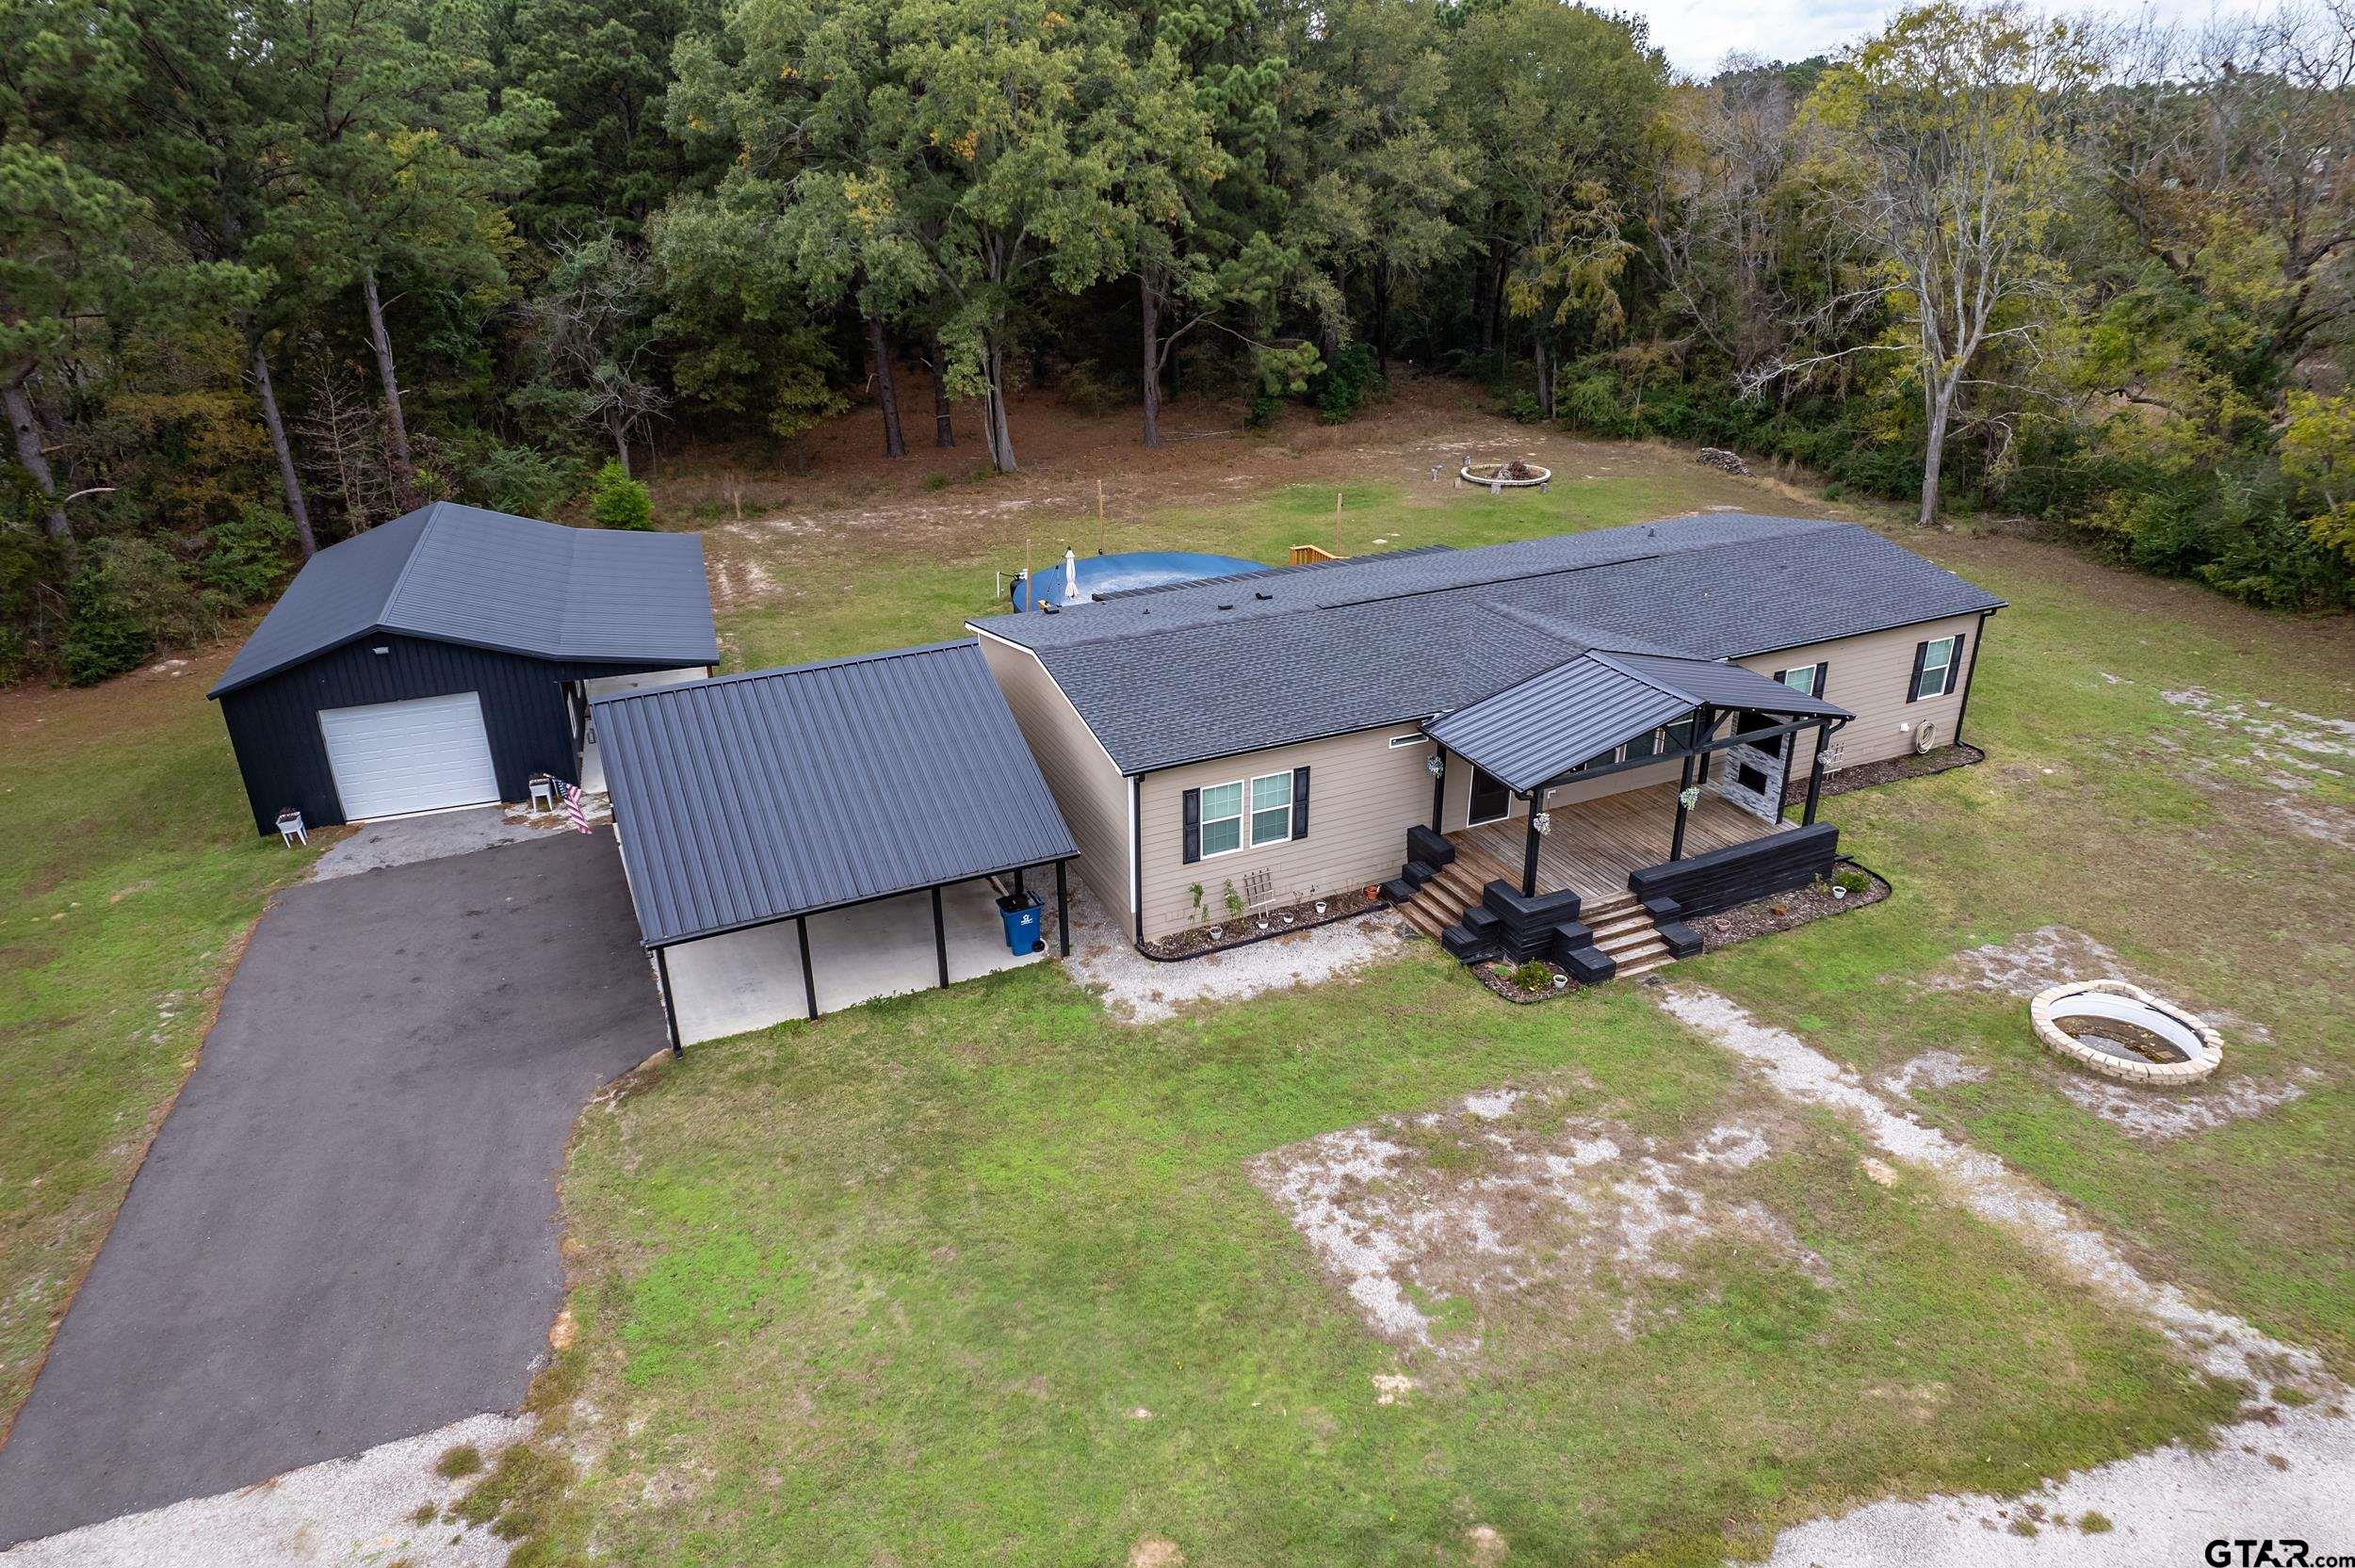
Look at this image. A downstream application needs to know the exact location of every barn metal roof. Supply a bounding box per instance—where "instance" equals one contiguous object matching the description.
[966,514,2002,775]
[593,640,1080,947]
[208,503,718,697]
[1424,650,1853,795]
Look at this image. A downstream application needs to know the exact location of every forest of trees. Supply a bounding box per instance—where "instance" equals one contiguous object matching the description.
[5,0,2351,683]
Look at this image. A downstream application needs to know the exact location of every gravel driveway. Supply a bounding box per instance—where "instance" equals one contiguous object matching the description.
[0,830,663,1547]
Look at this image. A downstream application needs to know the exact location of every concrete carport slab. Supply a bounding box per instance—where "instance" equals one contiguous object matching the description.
[663,878,1051,1043]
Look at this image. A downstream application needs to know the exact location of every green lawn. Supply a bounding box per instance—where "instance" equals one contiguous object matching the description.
[6,415,2347,1561]
[483,445,2350,1562]
[0,655,320,1431]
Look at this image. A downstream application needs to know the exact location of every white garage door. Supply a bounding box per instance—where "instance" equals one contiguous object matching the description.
[318,691,501,820]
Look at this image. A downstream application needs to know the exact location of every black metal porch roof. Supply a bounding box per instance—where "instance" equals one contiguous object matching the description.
[1423,650,1851,795]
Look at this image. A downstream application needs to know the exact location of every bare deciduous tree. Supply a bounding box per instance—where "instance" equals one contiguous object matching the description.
[1752,2,2098,525]
[518,229,670,477]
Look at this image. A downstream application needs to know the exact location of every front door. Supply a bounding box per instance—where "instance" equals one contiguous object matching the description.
[1468,765,1511,826]
[1714,713,1787,823]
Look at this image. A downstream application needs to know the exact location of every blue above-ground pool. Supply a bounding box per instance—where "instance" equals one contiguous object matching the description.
[1010,550,1263,611]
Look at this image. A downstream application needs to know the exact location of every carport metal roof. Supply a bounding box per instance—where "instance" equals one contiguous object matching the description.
[1424,649,1852,794]
[208,503,719,697]
[593,639,1079,948]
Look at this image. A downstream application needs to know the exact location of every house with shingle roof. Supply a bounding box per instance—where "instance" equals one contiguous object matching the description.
[968,513,2002,977]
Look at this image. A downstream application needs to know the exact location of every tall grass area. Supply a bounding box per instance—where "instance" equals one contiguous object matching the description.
[0,662,318,1431]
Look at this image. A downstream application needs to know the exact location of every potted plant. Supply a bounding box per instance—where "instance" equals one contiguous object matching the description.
[1314,898,1328,916]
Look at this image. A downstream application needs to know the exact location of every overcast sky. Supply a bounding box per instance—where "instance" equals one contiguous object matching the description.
[1625,0,2266,78]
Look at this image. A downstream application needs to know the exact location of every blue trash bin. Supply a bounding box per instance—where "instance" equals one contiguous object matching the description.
[998,894,1043,955]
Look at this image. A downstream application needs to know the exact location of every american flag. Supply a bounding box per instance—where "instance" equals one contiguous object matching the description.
[563,782,591,834]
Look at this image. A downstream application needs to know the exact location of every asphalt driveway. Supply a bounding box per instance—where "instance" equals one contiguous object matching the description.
[0,830,664,1546]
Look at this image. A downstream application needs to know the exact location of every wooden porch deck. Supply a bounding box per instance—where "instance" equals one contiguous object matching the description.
[1453,782,1788,901]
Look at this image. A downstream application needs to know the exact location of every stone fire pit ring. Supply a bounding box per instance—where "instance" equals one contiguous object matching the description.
[1459,461,1551,490]
[2030,978,2222,1086]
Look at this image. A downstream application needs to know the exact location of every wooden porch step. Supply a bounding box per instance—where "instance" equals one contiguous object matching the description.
[1396,897,1454,941]
[1616,955,1675,981]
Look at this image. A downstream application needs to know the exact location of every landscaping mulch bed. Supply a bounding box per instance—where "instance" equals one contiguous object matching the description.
[1474,957,1580,1005]
[1696,860,1890,952]
[1785,743,1984,806]
[1140,886,1384,961]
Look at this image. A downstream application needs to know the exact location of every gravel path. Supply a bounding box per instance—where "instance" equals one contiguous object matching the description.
[1060,885,1409,1023]
[1652,987,2351,1565]
[0,1412,528,1567]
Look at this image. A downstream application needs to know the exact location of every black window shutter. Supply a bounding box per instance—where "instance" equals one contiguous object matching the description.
[1291,766,1311,839]
[1814,661,1830,698]
[1181,787,1201,864]
[1906,640,1928,703]
[1943,633,1966,696]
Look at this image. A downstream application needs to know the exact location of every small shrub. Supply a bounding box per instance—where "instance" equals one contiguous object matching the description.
[1834,869,1871,897]
[1307,342,1386,424]
[60,562,152,686]
[1056,362,1126,415]
[1506,960,1554,992]
[200,504,297,606]
[469,443,586,518]
[587,460,653,530]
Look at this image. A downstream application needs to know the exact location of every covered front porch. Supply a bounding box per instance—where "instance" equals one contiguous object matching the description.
[1452,780,1789,902]
[1403,646,1856,978]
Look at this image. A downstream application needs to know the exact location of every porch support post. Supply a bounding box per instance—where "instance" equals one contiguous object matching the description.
[1802,719,1832,827]
[1670,748,1696,862]
[797,915,818,1021]
[1429,744,1448,832]
[1694,704,1715,784]
[932,885,950,989]
[654,946,683,1058]
[1055,859,1070,957]
[1520,786,1547,897]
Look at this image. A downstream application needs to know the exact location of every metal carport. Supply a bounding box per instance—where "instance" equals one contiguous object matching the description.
[593,640,1080,1047]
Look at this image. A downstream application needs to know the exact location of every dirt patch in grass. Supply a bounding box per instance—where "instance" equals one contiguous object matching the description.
[1247,1080,1824,1356]
[1927,924,2266,1040]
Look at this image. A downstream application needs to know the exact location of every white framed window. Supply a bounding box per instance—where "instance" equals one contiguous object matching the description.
[1199,781,1244,857]
[1249,771,1294,846]
[1778,663,1826,698]
[1913,638,1957,702]
[1387,733,1426,749]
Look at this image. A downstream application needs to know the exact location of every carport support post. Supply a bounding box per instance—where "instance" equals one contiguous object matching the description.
[1055,860,1070,957]
[797,915,818,1021]
[932,885,950,989]
[654,946,683,1058]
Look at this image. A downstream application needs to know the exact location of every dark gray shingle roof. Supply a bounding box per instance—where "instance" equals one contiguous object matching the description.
[209,502,718,696]
[594,640,1079,947]
[1426,650,1853,793]
[970,514,2002,774]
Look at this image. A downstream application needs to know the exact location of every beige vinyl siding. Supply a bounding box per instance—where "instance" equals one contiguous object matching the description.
[974,635,1129,921]
[1139,729,1433,941]
[1739,611,1984,781]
